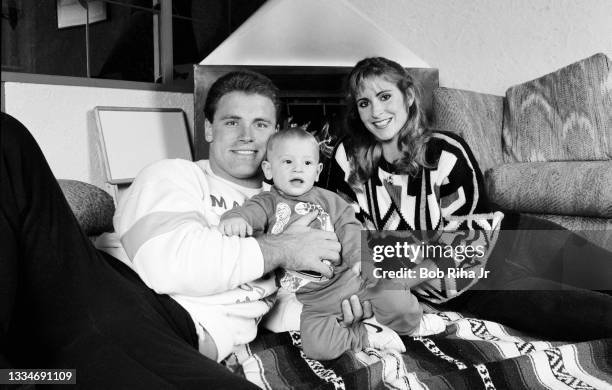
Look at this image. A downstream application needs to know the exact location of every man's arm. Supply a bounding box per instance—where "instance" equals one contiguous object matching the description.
[116,161,340,295]
[257,211,341,278]
[223,194,341,277]
[115,160,266,296]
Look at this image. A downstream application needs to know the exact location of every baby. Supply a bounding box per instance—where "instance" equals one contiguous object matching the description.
[218,128,444,360]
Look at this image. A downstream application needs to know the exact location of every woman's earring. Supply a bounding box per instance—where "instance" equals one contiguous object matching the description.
[205,133,213,142]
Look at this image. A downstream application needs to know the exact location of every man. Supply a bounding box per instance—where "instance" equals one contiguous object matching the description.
[0,71,366,388]
[99,70,343,362]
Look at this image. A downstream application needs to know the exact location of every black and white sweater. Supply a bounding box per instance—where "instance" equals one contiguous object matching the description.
[324,131,503,303]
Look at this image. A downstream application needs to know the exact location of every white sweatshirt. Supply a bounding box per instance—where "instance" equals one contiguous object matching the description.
[97,159,278,361]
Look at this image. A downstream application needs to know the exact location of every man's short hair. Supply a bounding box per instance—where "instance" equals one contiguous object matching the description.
[204,70,281,122]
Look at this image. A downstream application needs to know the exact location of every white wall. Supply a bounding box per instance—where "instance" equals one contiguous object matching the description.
[2,81,193,192]
[350,0,612,95]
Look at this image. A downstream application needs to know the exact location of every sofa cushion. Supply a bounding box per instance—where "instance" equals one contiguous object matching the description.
[433,87,504,173]
[484,161,612,218]
[503,53,612,163]
[58,179,115,236]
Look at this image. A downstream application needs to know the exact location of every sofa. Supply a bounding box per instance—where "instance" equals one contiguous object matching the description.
[432,53,612,249]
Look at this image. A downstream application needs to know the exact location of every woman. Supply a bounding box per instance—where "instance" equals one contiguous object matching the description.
[326,57,612,341]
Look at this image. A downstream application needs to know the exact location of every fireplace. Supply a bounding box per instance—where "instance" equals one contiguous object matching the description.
[192,0,439,160]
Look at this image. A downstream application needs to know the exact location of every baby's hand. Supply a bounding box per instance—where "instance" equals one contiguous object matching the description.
[218,217,253,237]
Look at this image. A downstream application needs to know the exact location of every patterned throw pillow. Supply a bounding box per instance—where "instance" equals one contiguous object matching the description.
[503,53,612,163]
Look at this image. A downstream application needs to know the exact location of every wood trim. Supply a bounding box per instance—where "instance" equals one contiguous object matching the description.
[1,71,192,93]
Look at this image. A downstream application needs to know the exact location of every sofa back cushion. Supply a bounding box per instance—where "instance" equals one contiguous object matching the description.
[502,53,612,163]
[433,87,504,174]
[485,161,612,218]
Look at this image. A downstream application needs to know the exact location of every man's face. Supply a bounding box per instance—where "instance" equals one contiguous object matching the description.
[205,92,277,187]
[262,137,322,197]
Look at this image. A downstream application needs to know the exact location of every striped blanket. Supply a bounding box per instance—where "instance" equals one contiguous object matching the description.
[224,311,612,389]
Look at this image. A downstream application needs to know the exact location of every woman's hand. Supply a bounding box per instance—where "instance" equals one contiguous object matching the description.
[339,295,373,327]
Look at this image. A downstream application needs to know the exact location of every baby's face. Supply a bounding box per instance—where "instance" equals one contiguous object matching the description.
[262,137,323,196]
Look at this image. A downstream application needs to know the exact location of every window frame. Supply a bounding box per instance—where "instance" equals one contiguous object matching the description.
[1,0,182,91]
[0,70,191,93]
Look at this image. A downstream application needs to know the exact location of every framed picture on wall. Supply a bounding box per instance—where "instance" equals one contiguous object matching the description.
[57,0,107,29]
[94,107,193,185]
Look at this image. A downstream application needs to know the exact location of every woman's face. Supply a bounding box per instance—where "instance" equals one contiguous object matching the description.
[355,76,411,144]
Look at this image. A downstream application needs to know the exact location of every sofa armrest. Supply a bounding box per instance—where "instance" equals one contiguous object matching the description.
[485,161,612,218]
[432,87,504,173]
[58,179,115,236]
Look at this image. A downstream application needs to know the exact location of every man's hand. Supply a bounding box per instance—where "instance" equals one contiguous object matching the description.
[256,211,341,278]
[218,217,253,237]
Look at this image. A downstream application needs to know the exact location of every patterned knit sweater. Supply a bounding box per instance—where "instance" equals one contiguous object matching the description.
[324,131,503,303]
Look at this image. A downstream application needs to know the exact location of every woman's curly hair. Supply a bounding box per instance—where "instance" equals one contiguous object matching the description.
[344,57,432,186]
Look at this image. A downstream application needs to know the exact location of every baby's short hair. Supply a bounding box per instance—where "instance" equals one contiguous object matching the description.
[266,128,320,159]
